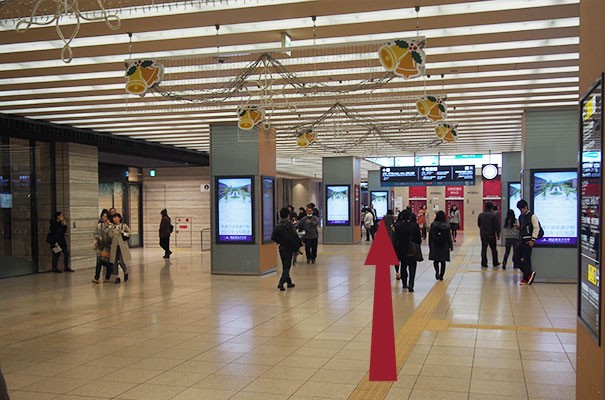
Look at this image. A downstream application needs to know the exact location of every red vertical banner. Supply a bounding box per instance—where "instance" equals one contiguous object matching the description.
[409,186,427,198]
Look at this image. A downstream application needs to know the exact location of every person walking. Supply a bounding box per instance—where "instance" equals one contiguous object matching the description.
[92,211,113,283]
[48,211,74,273]
[394,209,422,292]
[363,208,374,241]
[448,205,461,242]
[418,204,428,240]
[298,206,320,263]
[159,209,173,259]
[109,213,131,283]
[429,210,453,281]
[501,209,519,269]
[517,199,540,285]
[271,207,301,291]
[478,201,501,268]
[0,365,9,400]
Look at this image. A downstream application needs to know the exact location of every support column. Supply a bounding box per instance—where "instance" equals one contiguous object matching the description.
[322,157,361,244]
[521,109,578,282]
[210,124,277,275]
[55,143,99,271]
[500,151,522,221]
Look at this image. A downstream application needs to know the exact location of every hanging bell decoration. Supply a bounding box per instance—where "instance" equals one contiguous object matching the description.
[296,129,317,148]
[416,95,446,122]
[125,60,164,96]
[378,39,425,79]
[435,123,458,143]
[237,106,265,130]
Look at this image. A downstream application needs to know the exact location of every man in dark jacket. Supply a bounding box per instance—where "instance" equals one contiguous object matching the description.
[516,199,540,285]
[49,211,73,273]
[159,209,172,259]
[272,207,301,291]
[394,209,422,292]
[477,202,501,268]
[298,206,320,264]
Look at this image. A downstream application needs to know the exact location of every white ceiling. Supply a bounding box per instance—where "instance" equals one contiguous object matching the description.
[0,0,579,178]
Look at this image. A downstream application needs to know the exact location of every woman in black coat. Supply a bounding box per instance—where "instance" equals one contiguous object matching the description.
[49,211,73,273]
[394,209,422,292]
[429,210,454,281]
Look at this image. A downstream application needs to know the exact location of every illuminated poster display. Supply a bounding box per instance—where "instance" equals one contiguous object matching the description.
[508,182,521,219]
[326,185,350,225]
[370,191,388,220]
[261,176,275,243]
[579,74,602,342]
[216,176,254,243]
[531,170,578,246]
[0,193,12,209]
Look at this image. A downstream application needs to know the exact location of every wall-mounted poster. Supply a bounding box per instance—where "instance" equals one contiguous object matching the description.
[578,73,602,343]
[0,193,12,209]
[261,176,275,243]
[530,169,578,247]
[354,185,360,225]
[508,182,521,219]
[370,191,388,220]
[215,176,255,243]
[326,185,350,225]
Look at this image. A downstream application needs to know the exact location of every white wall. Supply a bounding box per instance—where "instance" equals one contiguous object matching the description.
[142,167,210,250]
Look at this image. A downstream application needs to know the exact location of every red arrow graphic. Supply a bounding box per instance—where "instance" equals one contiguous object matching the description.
[364,221,399,381]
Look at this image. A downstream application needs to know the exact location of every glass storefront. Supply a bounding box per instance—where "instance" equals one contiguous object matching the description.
[0,138,54,278]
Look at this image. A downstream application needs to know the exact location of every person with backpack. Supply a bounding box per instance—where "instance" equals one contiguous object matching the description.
[272,207,302,291]
[394,209,422,292]
[516,199,541,285]
[477,201,501,268]
[429,210,453,281]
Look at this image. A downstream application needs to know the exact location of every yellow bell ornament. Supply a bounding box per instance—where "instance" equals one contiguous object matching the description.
[378,39,425,79]
[435,123,458,143]
[125,60,164,96]
[416,96,447,122]
[237,107,265,130]
[296,129,317,148]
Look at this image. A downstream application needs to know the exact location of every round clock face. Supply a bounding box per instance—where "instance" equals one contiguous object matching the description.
[482,164,498,180]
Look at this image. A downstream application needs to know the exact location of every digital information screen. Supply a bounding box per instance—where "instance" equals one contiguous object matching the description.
[531,170,578,247]
[216,176,255,243]
[579,74,602,342]
[261,176,275,243]
[0,193,12,209]
[380,165,475,186]
[326,185,350,225]
[508,182,521,219]
[370,191,388,220]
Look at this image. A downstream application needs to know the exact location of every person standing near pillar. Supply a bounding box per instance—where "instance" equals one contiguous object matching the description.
[298,206,320,264]
[478,201,501,268]
[517,199,540,285]
[159,209,173,259]
[48,211,74,273]
[272,207,300,291]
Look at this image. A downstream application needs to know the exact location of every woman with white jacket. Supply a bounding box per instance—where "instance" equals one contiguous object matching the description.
[108,213,132,283]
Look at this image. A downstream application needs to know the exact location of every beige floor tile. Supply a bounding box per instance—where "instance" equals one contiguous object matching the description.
[414,375,470,392]
[215,362,272,377]
[419,364,471,379]
[522,360,575,374]
[172,360,226,374]
[474,347,521,360]
[469,395,528,400]
[473,356,523,370]
[263,365,318,381]
[21,376,90,395]
[470,379,528,397]
[384,387,412,399]
[294,381,356,399]
[231,392,290,400]
[170,387,237,400]
[193,373,256,391]
[116,383,186,400]
[144,371,207,387]
[524,370,575,386]
[242,377,305,396]
[308,368,367,384]
[424,354,474,367]
[3,374,46,391]
[408,388,469,400]
[104,367,162,383]
[6,391,59,400]
[527,383,575,399]
[472,367,525,382]
[67,379,137,398]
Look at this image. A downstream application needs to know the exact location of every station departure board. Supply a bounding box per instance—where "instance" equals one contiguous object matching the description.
[380,165,476,186]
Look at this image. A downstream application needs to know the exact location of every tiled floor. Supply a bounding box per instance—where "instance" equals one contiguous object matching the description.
[0,232,576,400]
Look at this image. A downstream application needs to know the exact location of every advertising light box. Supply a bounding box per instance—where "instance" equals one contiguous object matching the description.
[370,191,388,220]
[215,176,255,244]
[261,176,275,243]
[326,185,350,225]
[530,169,578,247]
[508,182,521,219]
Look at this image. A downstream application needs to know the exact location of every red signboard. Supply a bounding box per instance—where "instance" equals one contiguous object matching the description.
[408,186,427,198]
[445,186,464,198]
[483,176,502,197]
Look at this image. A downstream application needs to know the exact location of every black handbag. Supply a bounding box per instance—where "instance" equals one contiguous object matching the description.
[406,242,424,262]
